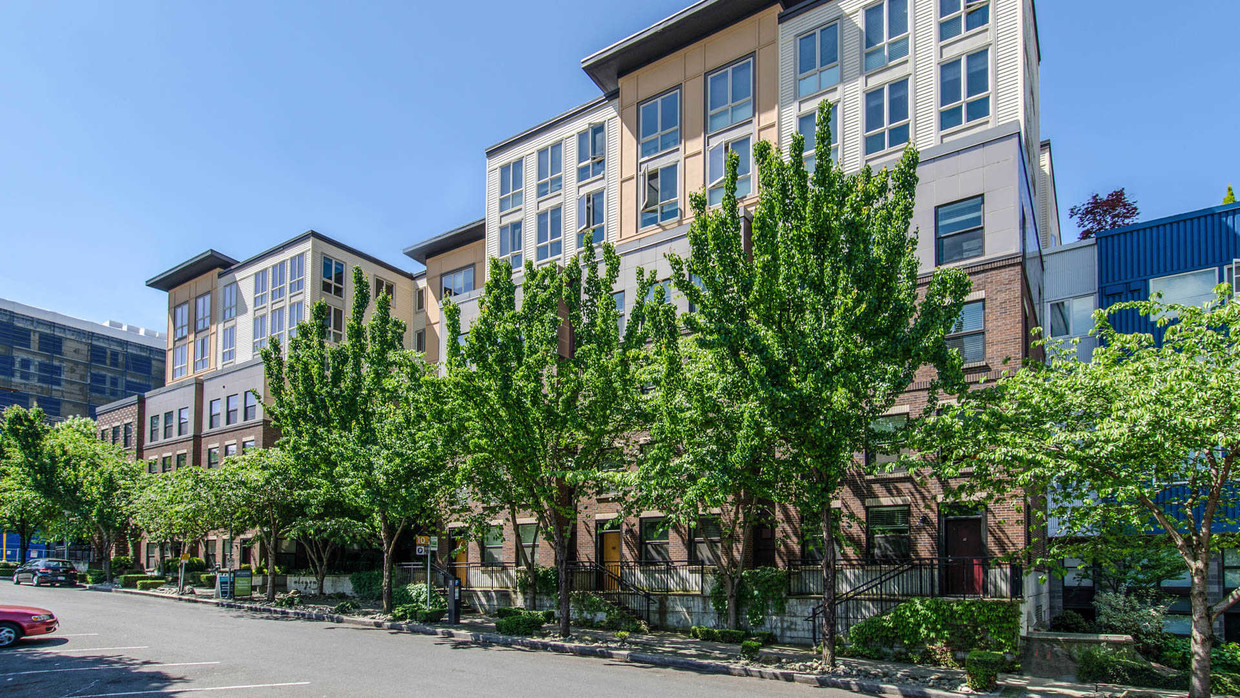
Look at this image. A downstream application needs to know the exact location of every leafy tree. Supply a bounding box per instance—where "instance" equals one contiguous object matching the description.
[291,517,367,596]
[915,292,1240,698]
[1225,185,1236,205]
[666,103,970,665]
[0,449,57,565]
[133,465,222,587]
[444,242,655,637]
[215,448,304,601]
[1058,532,1186,594]
[1069,188,1139,239]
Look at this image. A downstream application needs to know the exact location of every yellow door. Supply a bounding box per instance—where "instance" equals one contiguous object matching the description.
[601,531,621,592]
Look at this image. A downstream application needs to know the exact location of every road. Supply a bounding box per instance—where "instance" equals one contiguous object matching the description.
[0,583,849,697]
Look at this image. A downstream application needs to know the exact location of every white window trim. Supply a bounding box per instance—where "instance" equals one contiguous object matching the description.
[863,0,911,74]
[796,21,841,100]
[499,159,524,213]
[864,78,912,159]
[577,188,606,249]
[638,88,681,163]
[639,156,681,230]
[535,206,563,265]
[938,48,991,136]
[939,0,990,43]
[1047,295,1095,339]
[797,101,840,170]
[498,221,523,269]
[536,142,563,200]
[576,123,607,184]
[705,56,755,135]
[706,127,754,207]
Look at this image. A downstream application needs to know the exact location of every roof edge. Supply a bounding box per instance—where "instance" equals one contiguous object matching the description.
[1095,201,1240,239]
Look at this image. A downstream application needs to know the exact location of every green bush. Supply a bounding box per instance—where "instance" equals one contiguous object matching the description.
[135,579,164,591]
[718,629,745,644]
[496,606,523,618]
[272,594,302,608]
[199,573,217,588]
[616,630,630,645]
[83,569,107,584]
[332,599,362,614]
[120,574,164,588]
[496,613,545,636]
[402,583,447,612]
[748,631,778,646]
[690,626,720,641]
[1094,591,1169,657]
[1159,636,1240,675]
[515,565,558,599]
[349,570,384,599]
[391,605,446,623]
[160,557,206,575]
[110,555,134,571]
[569,591,647,633]
[740,639,762,660]
[1049,610,1098,634]
[847,598,1022,658]
[966,650,1004,692]
[1078,648,1184,689]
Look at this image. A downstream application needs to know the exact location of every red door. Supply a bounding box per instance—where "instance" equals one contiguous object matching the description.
[944,518,983,595]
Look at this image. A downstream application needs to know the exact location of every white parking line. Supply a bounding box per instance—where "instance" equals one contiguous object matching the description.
[1,661,220,677]
[74,682,311,696]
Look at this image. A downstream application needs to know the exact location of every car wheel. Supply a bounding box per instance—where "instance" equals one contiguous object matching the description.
[0,623,21,648]
[31,576,40,587]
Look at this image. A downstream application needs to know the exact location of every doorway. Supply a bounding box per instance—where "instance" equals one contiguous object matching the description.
[449,529,468,588]
[943,510,984,596]
[596,519,621,592]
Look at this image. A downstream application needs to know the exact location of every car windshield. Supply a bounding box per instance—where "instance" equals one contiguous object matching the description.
[40,561,75,571]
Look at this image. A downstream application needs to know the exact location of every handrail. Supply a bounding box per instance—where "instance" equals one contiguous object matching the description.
[570,560,655,624]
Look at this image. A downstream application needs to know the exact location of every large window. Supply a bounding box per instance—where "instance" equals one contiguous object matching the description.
[173,303,189,340]
[537,143,562,198]
[253,268,268,307]
[270,307,285,346]
[194,335,210,372]
[864,78,910,156]
[177,407,189,436]
[288,301,304,338]
[867,506,911,560]
[940,48,990,131]
[940,0,989,40]
[374,278,394,301]
[1149,268,1218,309]
[252,314,267,353]
[499,222,523,269]
[243,392,258,421]
[706,136,751,206]
[935,195,984,264]
[161,455,172,473]
[797,22,840,98]
[866,414,909,470]
[864,0,909,72]
[947,300,986,364]
[172,344,187,379]
[706,58,753,133]
[442,266,475,300]
[1225,549,1240,588]
[195,293,211,332]
[288,253,305,294]
[123,423,132,448]
[577,123,606,181]
[176,453,187,470]
[208,399,221,429]
[577,190,605,248]
[499,160,524,212]
[517,523,539,564]
[325,306,344,343]
[150,415,159,442]
[639,91,680,159]
[640,517,670,563]
[221,326,235,364]
[225,394,238,425]
[536,207,562,262]
[482,525,504,565]
[1049,296,1094,338]
[270,260,286,303]
[640,163,679,228]
[163,411,174,439]
[689,518,722,565]
[798,103,839,173]
[222,283,237,320]
[321,255,345,298]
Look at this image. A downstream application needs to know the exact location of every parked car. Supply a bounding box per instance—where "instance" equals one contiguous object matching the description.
[0,605,58,648]
[12,559,79,587]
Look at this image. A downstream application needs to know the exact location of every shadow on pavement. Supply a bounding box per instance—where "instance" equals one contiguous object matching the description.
[0,646,188,696]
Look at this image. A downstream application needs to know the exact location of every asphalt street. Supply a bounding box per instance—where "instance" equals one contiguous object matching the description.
[0,583,853,697]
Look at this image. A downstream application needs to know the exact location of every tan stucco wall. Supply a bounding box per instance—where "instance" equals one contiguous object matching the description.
[164,271,218,385]
[423,239,486,364]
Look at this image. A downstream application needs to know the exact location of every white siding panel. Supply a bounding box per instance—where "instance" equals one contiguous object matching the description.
[994,0,1021,125]
[912,0,935,146]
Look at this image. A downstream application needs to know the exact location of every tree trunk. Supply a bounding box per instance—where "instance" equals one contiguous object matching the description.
[380,520,394,614]
[820,505,837,668]
[102,531,114,585]
[265,533,279,602]
[1188,560,1214,698]
[554,528,571,638]
[724,573,739,629]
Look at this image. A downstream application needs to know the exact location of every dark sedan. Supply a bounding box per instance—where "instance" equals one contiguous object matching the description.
[11,559,79,587]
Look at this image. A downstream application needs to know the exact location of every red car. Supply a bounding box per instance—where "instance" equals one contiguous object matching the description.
[0,605,58,648]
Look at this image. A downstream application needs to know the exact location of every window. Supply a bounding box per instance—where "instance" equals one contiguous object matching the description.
[707,136,752,206]
[639,91,680,159]
[614,292,625,337]
[223,443,237,457]
[940,0,989,41]
[161,455,172,473]
[415,329,426,353]
[288,301,304,338]
[269,261,286,303]
[640,163,679,228]
[867,506,911,560]
[325,306,344,343]
[221,326,235,364]
[947,300,986,364]
[442,266,475,299]
[1062,557,1093,588]
[499,222,523,269]
[646,279,672,303]
[689,518,722,564]
[1149,269,1218,309]
[800,514,825,564]
[222,283,238,320]
[1228,260,1240,296]
[866,414,908,469]
[172,344,187,379]
[577,190,605,248]
[640,518,670,563]
[537,143,562,197]
[321,255,345,298]
[499,160,523,212]
[1049,297,1094,338]
[147,459,158,474]
[123,423,132,448]
[225,394,238,425]
[1224,549,1240,588]
[865,78,910,155]
[101,428,108,441]
[936,195,985,264]
[288,253,305,294]
[252,314,267,353]
[706,58,753,133]
[244,392,258,421]
[241,439,255,454]
[797,104,839,173]
[194,335,210,372]
[195,293,211,332]
[577,123,606,181]
[864,0,909,72]
[270,307,285,346]
[536,207,562,262]
[178,407,189,436]
[416,288,425,311]
[150,415,159,442]
[173,452,185,470]
[253,268,268,307]
[209,398,221,429]
[111,426,120,444]
[173,303,189,340]
[517,523,539,564]
[797,22,840,98]
[482,525,504,565]
[940,48,990,131]
[374,278,394,301]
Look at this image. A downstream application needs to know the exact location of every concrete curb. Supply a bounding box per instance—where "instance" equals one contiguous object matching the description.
[99,587,963,698]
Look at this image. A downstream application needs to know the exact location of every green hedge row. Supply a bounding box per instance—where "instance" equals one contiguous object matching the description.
[119,574,165,588]
[392,606,446,623]
[1079,647,1240,694]
[135,579,165,591]
[496,607,555,623]
[966,650,1004,692]
[690,626,746,643]
[847,598,1021,656]
[495,614,545,636]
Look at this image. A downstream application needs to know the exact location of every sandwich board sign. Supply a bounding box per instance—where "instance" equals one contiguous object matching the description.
[234,568,253,597]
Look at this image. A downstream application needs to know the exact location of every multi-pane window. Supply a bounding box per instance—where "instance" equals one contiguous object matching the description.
[706,58,753,133]
[1224,549,1240,588]
[172,344,187,379]
[195,293,211,332]
[940,48,990,131]
[640,163,679,228]
[866,414,909,470]
[517,523,539,564]
[416,288,425,311]
[482,525,504,565]
[706,136,751,206]
[244,392,258,421]
[940,0,989,41]
[800,513,825,564]
[221,326,235,364]
[150,415,159,442]
[614,292,626,337]
[640,518,671,563]
[163,411,174,439]
[223,443,237,457]
[173,303,189,340]
[270,307,285,346]
[242,439,256,454]
[288,301,304,338]
[499,222,523,269]
[123,423,132,448]
[1049,297,1094,338]
[864,0,910,72]
[222,283,237,320]
[577,124,606,181]
[797,104,839,173]
[253,268,268,307]
[322,255,345,297]
[536,143,562,197]
[947,300,985,364]
[1149,269,1218,309]
[374,278,394,301]
[936,195,984,264]
[442,266,475,299]
[111,426,120,444]
[797,22,840,98]
[867,506,911,560]
[194,335,210,372]
[577,190,605,248]
[639,91,680,159]
[288,253,305,294]
[147,459,158,474]
[689,518,722,564]
[176,453,187,470]
[178,407,189,436]
[161,456,172,473]
[209,398,221,429]
[270,260,286,303]
[326,306,345,343]
[536,207,562,262]
[499,160,524,212]
[252,314,267,353]
[865,78,910,155]
[225,394,238,425]
[415,329,426,353]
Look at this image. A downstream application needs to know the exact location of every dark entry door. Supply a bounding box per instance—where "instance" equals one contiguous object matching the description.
[944,517,984,595]
[752,524,777,568]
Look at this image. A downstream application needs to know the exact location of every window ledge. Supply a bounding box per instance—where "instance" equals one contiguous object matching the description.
[963,361,990,371]
[536,190,563,205]
[577,173,606,188]
[939,25,990,53]
[864,55,910,80]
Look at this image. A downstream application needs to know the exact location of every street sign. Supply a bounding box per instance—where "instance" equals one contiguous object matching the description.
[415,545,426,556]
[428,536,439,550]
[217,571,234,599]
[415,535,429,546]
[180,553,190,562]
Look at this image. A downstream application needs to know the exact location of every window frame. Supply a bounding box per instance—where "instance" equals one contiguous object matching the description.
[374,278,395,301]
[939,48,990,133]
[638,89,681,161]
[225,394,238,426]
[176,452,187,470]
[150,415,159,442]
[797,103,839,173]
[270,306,285,346]
[253,267,268,308]
[321,255,345,298]
[222,283,238,320]
[947,299,986,365]
[499,221,523,270]
[1149,268,1220,310]
[864,78,911,157]
[173,303,190,340]
[639,517,671,564]
[705,56,755,134]
[270,260,286,303]
[252,314,267,353]
[866,413,909,470]
[688,517,723,565]
[123,422,133,448]
[576,123,606,182]
[221,325,235,364]
[482,525,504,566]
[172,344,187,379]
[161,455,172,473]
[939,0,990,42]
[796,22,841,99]
[640,161,680,229]
[535,206,563,263]
[243,391,258,421]
[706,134,753,206]
[288,253,305,294]
[935,195,985,265]
[163,410,174,439]
[441,265,476,300]
[193,334,210,372]
[194,293,211,333]
[499,159,524,212]
[1048,295,1095,339]
[864,0,910,73]
[577,189,605,249]
[536,142,563,198]
[414,329,426,353]
[177,407,189,436]
[208,398,221,429]
[517,523,539,564]
[866,505,912,561]
[288,301,304,338]
[325,306,344,343]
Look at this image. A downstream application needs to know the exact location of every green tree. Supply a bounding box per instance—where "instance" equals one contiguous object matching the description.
[915,293,1240,698]
[1224,185,1236,205]
[133,465,222,587]
[444,242,655,637]
[0,449,58,565]
[215,448,304,601]
[666,103,970,665]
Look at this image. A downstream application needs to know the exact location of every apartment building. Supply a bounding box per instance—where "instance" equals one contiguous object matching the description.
[96,230,423,570]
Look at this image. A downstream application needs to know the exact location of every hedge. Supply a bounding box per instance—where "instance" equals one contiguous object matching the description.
[689,626,746,644]
[496,614,545,636]
[1078,647,1240,694]
[740,640,762,660]
[847,598,1021,656]
[496,607,554,623]
[392,605,446,623]
[120,574,165,588]
[135,579,165,591]
[966,650,1004,692]
[199,573,217,588]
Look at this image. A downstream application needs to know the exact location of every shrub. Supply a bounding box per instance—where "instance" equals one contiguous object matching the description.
[1158,636,1240,674]
[847,598,1022,658]
[496,606,523,618]
[515,565,558,599]
[966,650,1004,692]
[496,614,545,636]
[615,630,630,645]
[110,555,134,571]
[391,605,446,623]
[199,573,217,588]
[349,570,384,599]
[1049,610,1098,634]
[691,626,720,641]
[740,640,762,660]
[1094,591,1169,657]
[1078,647,1184,689]
[135,579,164,591]
[160,557,207,575]
[120,574,164,588]
[748,631,778,646]
[84,569,107,584]
[333,599,362,614]
[718,629,745,644]
[569,591,647,633]
[272,594,302,608]
[402,583,447,612]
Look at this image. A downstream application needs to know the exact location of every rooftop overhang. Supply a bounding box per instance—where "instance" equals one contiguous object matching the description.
[402,219,486,265]
[146,250,238,291]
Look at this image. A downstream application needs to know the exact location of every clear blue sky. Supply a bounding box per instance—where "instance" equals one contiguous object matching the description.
[1,1,1236,331]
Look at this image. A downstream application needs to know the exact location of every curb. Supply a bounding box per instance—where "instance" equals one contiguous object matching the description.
[100,588,963,698]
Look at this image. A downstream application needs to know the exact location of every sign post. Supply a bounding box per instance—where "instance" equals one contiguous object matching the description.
[178,552,189,593]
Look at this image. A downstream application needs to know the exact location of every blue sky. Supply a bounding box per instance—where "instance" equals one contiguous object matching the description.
[1,0,1236,331]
